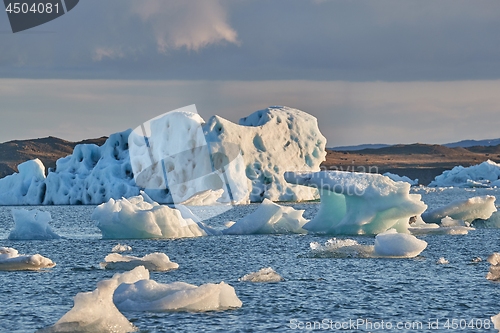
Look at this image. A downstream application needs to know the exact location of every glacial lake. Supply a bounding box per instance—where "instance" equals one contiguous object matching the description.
[0,187,499,333]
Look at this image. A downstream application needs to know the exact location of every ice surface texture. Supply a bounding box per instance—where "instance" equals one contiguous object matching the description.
[37,266,148,333]
[285,171,427,235]
[421,195,497,223]
[223,198,307,235]
[0,106,326,205]
[239,267,284,282]
[8,208,60,240]
[114,279,242,312]
[429,160,500,188]
[101,253,179,271]
[0,247,55,271]
[383,172,418,186]
[92,192,217,239]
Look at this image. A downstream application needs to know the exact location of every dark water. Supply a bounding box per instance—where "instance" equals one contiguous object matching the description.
[0,188,499,333]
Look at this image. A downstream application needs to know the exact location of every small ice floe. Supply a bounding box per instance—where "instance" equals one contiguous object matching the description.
[0,247,55,271]
[37,266,148,333]
[436,257,449,265]
[409,215,474,235]
[309,229,427,259]
[486,253,500,281]
[471,257,482,263]
[223,199,307,235]
[92,192,218,239]
[239,267,284,282]
[8,209,60,240]
[421,195,497,224]
[114,279,242,312]
[112,244,132,253]
[100,253,179,272]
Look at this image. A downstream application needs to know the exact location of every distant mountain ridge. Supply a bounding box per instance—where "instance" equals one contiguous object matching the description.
[332,138,500,151]
[0,136,108,178]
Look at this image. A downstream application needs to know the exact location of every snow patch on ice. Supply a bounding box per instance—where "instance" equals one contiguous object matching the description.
[0,247,55,271]
[223,198,307,235]
[101,253,178,271]
[239,267,284,282]
[114,279,242,312]
[285,171,427,235]
[8,209,60,240]
[38,266,148,333]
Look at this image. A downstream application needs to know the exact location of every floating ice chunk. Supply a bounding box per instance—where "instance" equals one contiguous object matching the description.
[383,172,418,186]
[487,253,500,281]
[309,238,373,258]
[92,193,217,239]
[0,247,55,271]
[492,313,500,332]
[239,267,284,282]
[284,171,427,235]
[421,195,497,223]
[38,266,148,333]
[101,253,179,271]
[429,160,500,188]
[471,257,482,263]
[223,199,307,235]
[436,257,449,264]
[112,244,132,253]
[114,279,242,312]
[373,229,427,258]
[408,215,474,235]
[8,209,60,240]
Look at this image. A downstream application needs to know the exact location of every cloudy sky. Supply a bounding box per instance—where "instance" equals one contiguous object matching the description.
[1,0,500,146]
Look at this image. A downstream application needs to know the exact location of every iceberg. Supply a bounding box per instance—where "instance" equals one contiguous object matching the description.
[486,253,500,281]
[92,192,217,239]
[0,247,55,271]
[114,279,242,312]
[284,171,427,235]
[383,172,418,186]
[0,106,326,205]
[8,208,60,240]
[436,257,449,264]
[421,195,497,224]
[223,198,307,235]
[37,266,148,333]
[239,267,284,282]
[309,229,427,258]
[101,253,179,271]
[429,160,500,188]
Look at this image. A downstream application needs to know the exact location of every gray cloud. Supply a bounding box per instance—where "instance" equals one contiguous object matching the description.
[1,0,500,81]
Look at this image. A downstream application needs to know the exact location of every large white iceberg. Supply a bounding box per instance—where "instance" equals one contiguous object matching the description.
[92,192,216,239]
[223,198,307,235]
[8,209,60,240]
[284,171,427,235]
[429,160,500,188]
[0,106,326,205]
[0,247,55,271]
[114,279,242,312]
[38,266,148,333]
[421,195,497,223]
[101,253,179,271]
[309,229,427,258]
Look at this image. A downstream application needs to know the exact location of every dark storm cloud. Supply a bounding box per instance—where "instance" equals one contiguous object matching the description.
[1,0,500,81]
